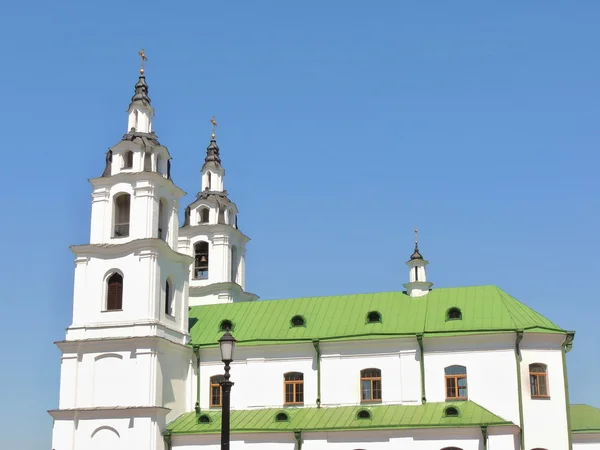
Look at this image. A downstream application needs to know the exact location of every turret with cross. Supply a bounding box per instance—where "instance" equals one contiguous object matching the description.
[404,228,433,297]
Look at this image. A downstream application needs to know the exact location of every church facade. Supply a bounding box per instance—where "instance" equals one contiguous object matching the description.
[50,67,600,450]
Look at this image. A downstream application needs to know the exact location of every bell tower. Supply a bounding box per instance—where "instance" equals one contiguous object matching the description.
[178,118,258,306]
[51,54,193,450]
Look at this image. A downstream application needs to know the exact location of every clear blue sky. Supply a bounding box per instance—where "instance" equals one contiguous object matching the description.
[0,1,598,449]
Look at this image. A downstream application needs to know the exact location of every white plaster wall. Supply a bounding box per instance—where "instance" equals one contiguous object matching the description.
[321,339,420,406]
[57,339,191,410]
[90,175,182,248]
[194,339,421,411]
[159,346,192,422]
[172,427,512,449]
[196,344,317,410]
[573,435,600,450]
[202,169,224,192]
[53,415,166,450]
[520,335,570,450]
[68,246,189,341]
[424,334,520,426]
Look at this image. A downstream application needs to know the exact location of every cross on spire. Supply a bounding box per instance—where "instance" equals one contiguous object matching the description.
[138,48,148,74]
[211,116,218,139]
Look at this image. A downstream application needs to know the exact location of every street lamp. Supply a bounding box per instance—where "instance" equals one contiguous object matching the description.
[219,330,236,450]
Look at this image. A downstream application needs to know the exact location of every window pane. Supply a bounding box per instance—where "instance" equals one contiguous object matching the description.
[457,377,467,387]
[361,380,372,400]
[295,383,304,403]
[530,375,538,396]
[458,387,467,398]
[211,385,221,406]
[372,379,382,400]
[446,378,457,398]
[445,365,467,375]
[538,375,548,396]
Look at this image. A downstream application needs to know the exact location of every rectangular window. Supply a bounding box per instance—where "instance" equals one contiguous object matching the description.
[284,372,304,405]
[445,374,468,400]
[360,368,382,402]
[530,373,549,397]
[210,376,224,407]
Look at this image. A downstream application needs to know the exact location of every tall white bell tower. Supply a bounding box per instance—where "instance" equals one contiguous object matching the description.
[178,118,258,306]
[50,58,193,450]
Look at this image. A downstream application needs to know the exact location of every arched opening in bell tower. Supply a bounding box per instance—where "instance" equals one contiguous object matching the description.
[194,241,209,279]
[113,193,131,238]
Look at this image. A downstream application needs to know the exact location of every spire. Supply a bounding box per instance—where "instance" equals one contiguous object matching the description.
[128,74,151,109]
[202,116,223,172]
[410,227,423,260]
[126,49,154,133]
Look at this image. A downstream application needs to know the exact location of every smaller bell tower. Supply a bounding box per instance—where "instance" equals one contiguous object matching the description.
[403,228,433,297]
[178,118,258,306]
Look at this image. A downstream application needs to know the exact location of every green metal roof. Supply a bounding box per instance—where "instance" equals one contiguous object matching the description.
[167,401,513,434]
[189,285,564,347]
[570,404,600,434]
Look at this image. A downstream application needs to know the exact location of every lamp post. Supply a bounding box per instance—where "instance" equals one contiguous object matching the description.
[219,330,236,450]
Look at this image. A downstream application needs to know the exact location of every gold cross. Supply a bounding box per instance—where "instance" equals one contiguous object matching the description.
[138,49,148,74]
[211,116,218,139]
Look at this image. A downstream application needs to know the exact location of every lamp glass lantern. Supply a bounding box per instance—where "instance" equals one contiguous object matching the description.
[219,330,237,363]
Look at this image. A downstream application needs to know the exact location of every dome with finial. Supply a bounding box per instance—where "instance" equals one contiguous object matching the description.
[410,243,423,260]
[129,75,151,109]
[202,138,222,172]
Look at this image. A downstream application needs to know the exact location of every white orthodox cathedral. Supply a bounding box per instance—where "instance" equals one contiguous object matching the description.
[50,65,600,450]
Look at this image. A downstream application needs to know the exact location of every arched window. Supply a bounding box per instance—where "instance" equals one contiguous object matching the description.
[164,279,173,316]
[210,375,224,407]
[158,198,168,240]
[275,412,289,422]
[218,208,225,224]
[357,410,371,419]
[446,307,462,320]
[290,315,305,327]
[284,372,304,405]
[144,152,152,171]
[113,193,131,237]
[122,151,133,169]
[231,245,238,283]
[529,364,549,398]
[198,414,211,423]
[443,407,460,418]
[207,172,212,190]
[220,320,233,332]
[106,273,123,311]
[367,311,381,323]
[199,208,210,224]
[157,154,166,176]
[445,365,468,400]
[360,368,382,402]
[441,447,463,450]
[194,242,209,279]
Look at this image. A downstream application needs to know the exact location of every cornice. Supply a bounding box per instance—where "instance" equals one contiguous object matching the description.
[48,405,171,420]
[56,334,193,353]
[90,171,186,198]
[179,223,250,243]
[189,281,259,301]
[70,238,194,265]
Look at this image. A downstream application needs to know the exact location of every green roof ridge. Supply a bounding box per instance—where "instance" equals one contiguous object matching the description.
[166,401,513,435]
